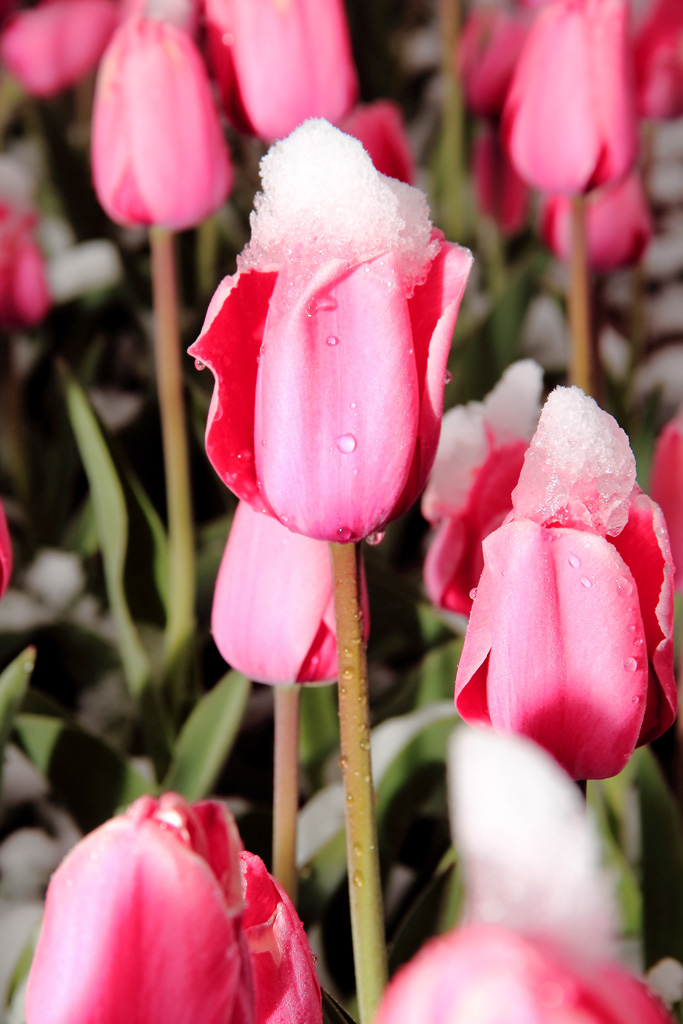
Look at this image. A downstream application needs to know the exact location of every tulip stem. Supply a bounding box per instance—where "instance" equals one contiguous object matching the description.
[273,684,301,904]
[329,541,387,1024]
[437,0,467,241]
[569,195,592,394]
[149,227,196,717]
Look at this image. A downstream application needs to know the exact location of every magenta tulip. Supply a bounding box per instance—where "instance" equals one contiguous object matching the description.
[26,793,252,1024]
[459,6,530,118]
[340,101,415,184]
[0,201,51,328]
[375,925,673,1024]
[212,501,369,684]
[503,0,637,194]
[204,0,357,141]
[91,12,232,229]
[0,499,12,599]
[472,123,529,236]
[454,386,676,780]
[541,172,652,271]
[650,412,683,592]
[240,852,322,1024]
[0,0,119,97]
[190,119,472,543]
[422,360,543,617]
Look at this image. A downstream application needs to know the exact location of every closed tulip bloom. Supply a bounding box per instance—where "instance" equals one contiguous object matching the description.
[340,101,414,184]
[503,0,637,194]
[240,852,322,1024]
[472,122,529,236]
[0,500,12,599]
[454,386,676,780]
[0,202,51,328]
[459,5,530,118]
[650,412,683,591]
[422,361,543,617]
[92,9,232,229]
[190,120,472,543]
[204,0,357,141]
[633,0,683,119]
[26,793,252,1024]
[541,172,653,271]
[0,0,119,97]
[212,501,369,684]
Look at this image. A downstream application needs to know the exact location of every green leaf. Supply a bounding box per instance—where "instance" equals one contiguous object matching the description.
[0,648,36,795]
[321,989,358,1024]
[388,847,462,972]
[300,684,339,786]
[636,747,683,968]
[163,671,251,800]
[13,712,154,833]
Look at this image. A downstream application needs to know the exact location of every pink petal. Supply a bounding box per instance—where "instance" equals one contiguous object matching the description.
[456,520,650,780]
[340,101,415,184]
[189,268,278,510]
[424,515,472,615]
[460,8,530,118]
[586,0,637,189]
[473,125,529,236]
[0,500,12,599]
[649,415,683,589]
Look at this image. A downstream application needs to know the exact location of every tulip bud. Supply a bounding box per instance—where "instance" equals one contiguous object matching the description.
[340,101,414,184]
[472,123,529,236]
[0,184,51,329]
[459,6,530,118]
[633,0,683,119]
[650,412,683,591]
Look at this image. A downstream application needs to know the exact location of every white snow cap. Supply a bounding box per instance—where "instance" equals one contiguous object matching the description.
[421,360,543,522]
[512,386,636,536]
[240,119,438,291]
[449,727,616,963]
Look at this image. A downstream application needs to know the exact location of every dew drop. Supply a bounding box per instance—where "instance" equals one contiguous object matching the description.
[444,370,453,384]
[336,433,357,454]
[352,871,364,888]
[367,531,385,546]
[194,358,206,371]
[237,449,252,461]
[339,755,348,770]
[222,31,234,45]
[326,335,340,347]
[350,402,357,409]
[280,515,288,524]
[306,298,318,317]
[580,576,592,589]
[353,842,362,856]
[352,467,359,476]
[568,554,581,569]
[337,526,353,542]
[312,953,318,964]
[317,294,337,311]
[346,793,354,803]
[624,658,638,672]
[469,587,478,600]
[342,667,353,680]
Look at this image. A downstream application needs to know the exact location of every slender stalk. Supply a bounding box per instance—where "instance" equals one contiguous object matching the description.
[438,0,467,241]
[149,227,195,712]
[273,684,301,903]
[568,195,592,394]
[329,541,387,1024]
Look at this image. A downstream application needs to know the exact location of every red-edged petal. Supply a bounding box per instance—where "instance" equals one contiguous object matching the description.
[189,268,277,510]
[650,416,683,588]
[609,490,676,745]
[240,852,322,1024]
[0,500,12,599]
[586,0,637,189]
[211,502,337,685]
[456,520,650,780]
[254,253,419,542]
[424,515,472,616]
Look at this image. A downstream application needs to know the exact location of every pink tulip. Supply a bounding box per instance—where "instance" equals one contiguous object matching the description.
[459,6,530,118]
[204,0,357,141]
[650,413,683,591]
[422,361,543,617]
[633,0,683,119]
[340,101,414,184]
[0,202,51,328]
[0,500,12,599]
[454,386,676,780]
[0,0,119,97]
[375,925,673,1024]
[212,501,369,684]
[240,852,322,1024]
[91,13,232,229]
[472,122,529,235]
[503,0,637,194]
[189,120,472,543]
[26,793,252,1024]
[541,172,653,271]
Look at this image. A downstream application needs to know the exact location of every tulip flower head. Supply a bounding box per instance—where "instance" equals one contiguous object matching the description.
[212,501,369,684]
[190,119,472,543]
[459,5,530,118]
[0,160,51,329]
[340,101,415,184]
[650,411,683,591]
[0,499,12,599]
[633,0,683,119]
[472,122,529,236]
[422,360,543,617]
[454,387,676,780]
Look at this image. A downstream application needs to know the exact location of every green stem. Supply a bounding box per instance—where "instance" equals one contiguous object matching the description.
[149,227,196,714]
[329,541,387,1024]
[438,0,466,241]
[273,684,301,903]
[569,195,592,394]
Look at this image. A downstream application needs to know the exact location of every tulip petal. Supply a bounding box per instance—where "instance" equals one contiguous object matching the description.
[456,520,649,779]
[0,500,12,598]
[587,0,637,188]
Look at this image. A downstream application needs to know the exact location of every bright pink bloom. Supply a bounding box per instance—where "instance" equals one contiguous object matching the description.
[650,412,683,591]
[240,852,322,1024]
[459,6,530,118]
[541,172,653,271]
[204,0,357,141]
[633,0,683,119]
[0,202,51,328]
[339,101,414,184]
[472,122,529,235]
[375,925,673,1024]
[190,120,472,543]
[26,793,253,1024]
[422,361,542,617]
[0,500,12,599]
[503,0,637,194]
[454,386,676,780]
[212,501,369,684]
[92,13,232,229]
[0,0,118,96]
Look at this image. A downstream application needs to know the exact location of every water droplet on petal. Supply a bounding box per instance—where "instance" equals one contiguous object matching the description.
[306,298,318,317]
[352,467,359,477]
[367,531,385,546]
[280,515,288,524]
[624,658,638,672]
[317,294,337,311]
[444,370,453,384]
[337,526,353,542]
[194,359,205,371]
[469,587,478,600]
[326,335,339,347]
[568,554,581,569]
[580,576,592,588]
[336,433,357,454]
[350,402,357,409]
[222,31,234,45]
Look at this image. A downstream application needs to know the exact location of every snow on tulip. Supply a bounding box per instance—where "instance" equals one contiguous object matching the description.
[190,119,472,543]
[454,386,676,780]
